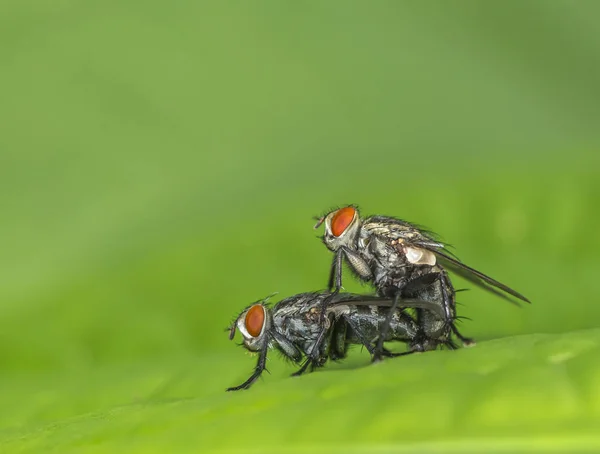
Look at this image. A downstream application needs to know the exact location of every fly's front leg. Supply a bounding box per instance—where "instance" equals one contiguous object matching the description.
[328,247,372,292]
[318,247,358,367]
[316,248,372,365]
[342,247,373,282]
[226,341,269,391]
[271,332,303,364]
[328,249,344,292]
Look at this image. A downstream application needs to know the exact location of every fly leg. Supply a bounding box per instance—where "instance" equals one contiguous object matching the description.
[437,272,455,325]
[303,249,352,374]
[381,347,415,358]
[296,250,345,375]
[345,315,416,359]
[375,296,448,361]
[443,338,460,350]
[292,312,335,377]
[405,272,455,324]
[438,272,475,346]
[327,249,344,292]
[342,316,377,356]
[330,316,348,361]
[404,272,459,347]
[373,292,401,362]
[312,247,373,366]
[271,331,303,363]
[226,341,269,391]
[291,358,312,377]
[295,298,335,375]
[409,337,440,352]
[451,324,476,347]
[328,247,372,292]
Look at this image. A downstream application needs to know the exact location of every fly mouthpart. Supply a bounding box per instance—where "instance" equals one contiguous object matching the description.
[228,324,237,340]
[313,216,325,229]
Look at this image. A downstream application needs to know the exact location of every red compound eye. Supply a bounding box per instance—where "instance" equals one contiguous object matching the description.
[245,305,265,337]
[330,207,356,237]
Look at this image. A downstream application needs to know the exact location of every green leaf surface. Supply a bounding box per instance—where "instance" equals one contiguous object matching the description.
[1,0,600,452]
[1,330,599,453]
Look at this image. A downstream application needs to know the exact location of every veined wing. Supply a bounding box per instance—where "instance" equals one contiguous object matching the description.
[433,250,531,305]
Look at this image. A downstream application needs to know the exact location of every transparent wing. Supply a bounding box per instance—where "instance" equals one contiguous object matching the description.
[434,250,531,305]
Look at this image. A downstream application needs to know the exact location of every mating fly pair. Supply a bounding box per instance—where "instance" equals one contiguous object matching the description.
[227,205,530,391]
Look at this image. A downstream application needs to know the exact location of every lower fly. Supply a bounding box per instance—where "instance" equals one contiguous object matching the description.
[226,291,446,391]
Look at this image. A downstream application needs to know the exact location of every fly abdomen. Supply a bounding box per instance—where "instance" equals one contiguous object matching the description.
[344,306,419,346]
[387,311,419,342]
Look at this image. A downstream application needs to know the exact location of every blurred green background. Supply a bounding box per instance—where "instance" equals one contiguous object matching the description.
[1,1,600,452]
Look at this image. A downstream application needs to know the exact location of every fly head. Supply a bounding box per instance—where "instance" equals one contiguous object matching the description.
[315,205,362,252]
[229,302,272,352]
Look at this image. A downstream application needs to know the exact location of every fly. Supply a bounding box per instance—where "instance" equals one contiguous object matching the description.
[226,291,444,391]
[314,205,531,360]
